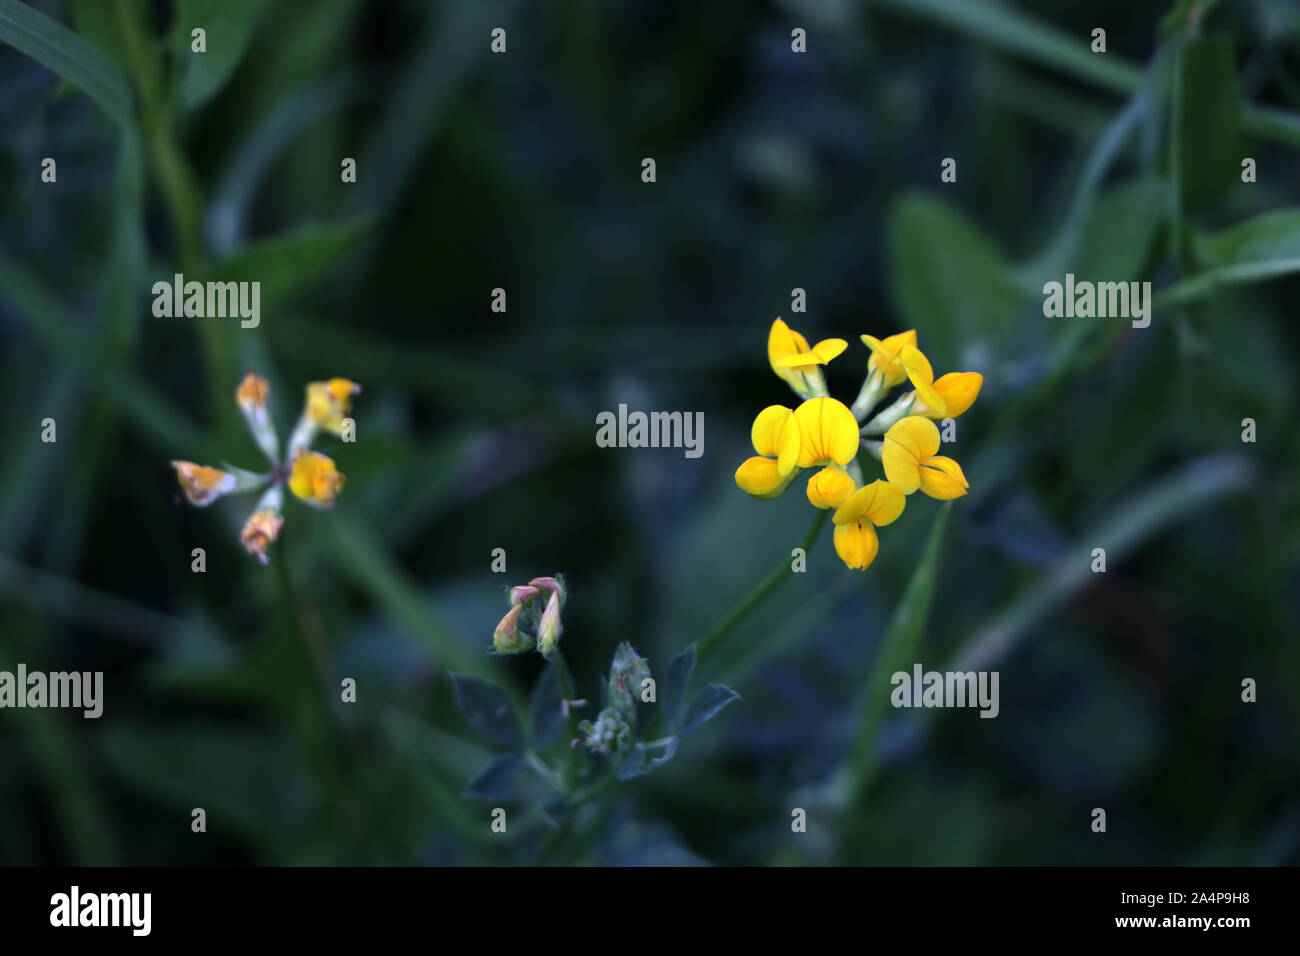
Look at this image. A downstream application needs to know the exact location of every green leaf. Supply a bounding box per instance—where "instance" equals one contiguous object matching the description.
[1191,209,1300,267]
[0,0,133,128]
[847,502,951,802]
[530,664,564,750]
[171,0,262,109]
[450,674,524,751]
[1075,177,1166,282]
[213,218,374,313]
[463,754,522,800]
[678,684,741,739]
[661,643,696,735]
[889,193,1024,369]
[1172,37,1240,213]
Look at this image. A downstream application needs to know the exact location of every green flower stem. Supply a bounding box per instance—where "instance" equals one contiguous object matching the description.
[275,536,407,863]
[697,509,829,665]
[860,440,883,461]
[550,649,582,787]
[849,369,886,421]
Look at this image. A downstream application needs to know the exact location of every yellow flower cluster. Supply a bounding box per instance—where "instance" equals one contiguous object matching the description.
[736,319,982,570]
[172,372,360,563]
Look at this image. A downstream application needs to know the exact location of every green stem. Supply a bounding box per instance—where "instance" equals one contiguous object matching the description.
[697,509,828,665]
[549,649,582,787]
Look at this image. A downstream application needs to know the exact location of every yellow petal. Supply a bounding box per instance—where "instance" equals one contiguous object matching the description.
[767,318,800,369]
[918,455,970,500]
[811,338,847,363]
[833,520,880,570]
[881,439,919,493]
[793,397,860,467]
[886,415,941,461]
[305,379,359,435]
[288,450,345,508]
[735,456,791,499]
[751,405,795,457]
[863,479,906,526]
[832,478,906,527]
[860,329,917,386]
[805,466,856,510]
[776,415,802,476]
[928,372,983,418]
[901,345,946,417]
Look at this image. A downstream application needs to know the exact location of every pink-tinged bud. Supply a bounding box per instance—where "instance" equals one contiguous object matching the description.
[537,589,563,659]
[493,604,532,654]
[508,585,540,606]
[529,575,566,609]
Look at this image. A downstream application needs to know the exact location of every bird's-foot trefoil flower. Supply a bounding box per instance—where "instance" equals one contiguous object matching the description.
[832,479,906,570]
[170,372,360,563]
[768,318,846,400]
[882,416,970,500]
[737,318,983,571]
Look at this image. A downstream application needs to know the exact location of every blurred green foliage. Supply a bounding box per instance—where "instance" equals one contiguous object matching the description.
[0,0,1297,866]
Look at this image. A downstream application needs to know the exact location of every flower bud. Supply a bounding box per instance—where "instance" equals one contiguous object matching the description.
[492,603,533,654]
[171,461,237,507]
[529,575,566,610]
[508,585,540,606]
[536,589,563,658]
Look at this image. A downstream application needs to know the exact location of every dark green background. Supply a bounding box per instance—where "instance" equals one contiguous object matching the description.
[0,0,1297,865]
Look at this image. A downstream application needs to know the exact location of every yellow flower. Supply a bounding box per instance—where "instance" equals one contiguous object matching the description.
[171,461,236,507]
[896,345,947,418]
[914,372,983,419]
[860,329,918,388]
[882,416,969,499]
[240,508,284,564]
[288,449,345,508]
[832,480,906,570]
[735,404,802,499]
[806,466,856,510]
[305,378,360,435]
[792,396,859,469]
[768,318,846,398]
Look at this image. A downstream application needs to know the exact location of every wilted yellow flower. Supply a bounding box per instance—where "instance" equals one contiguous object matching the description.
[882,416,969,499]
[240,507,284,564]
[860,329,918,388]
[735,404,802,499]
[806,466,856,510]
[288,449,345,508]
[236,372,269,410]
[171,461,236,507]
[768,318,846,398]
[792,396,859,469]
[306,378,361,435]
[832,480,906,569]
